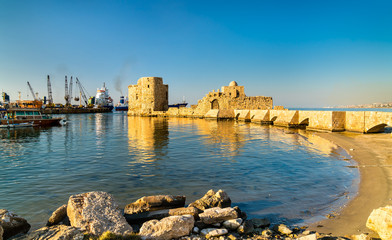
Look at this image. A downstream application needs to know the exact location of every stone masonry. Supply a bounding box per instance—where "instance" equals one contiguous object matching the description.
[191,81,273,116]
[128,77,168,115]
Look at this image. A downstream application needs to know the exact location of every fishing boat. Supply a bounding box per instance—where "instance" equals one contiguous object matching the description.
[114,96,128,111]
[0,108,62,127]
[94,83,114,111]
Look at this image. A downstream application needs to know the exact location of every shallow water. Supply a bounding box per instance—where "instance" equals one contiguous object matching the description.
[0,113,358,229]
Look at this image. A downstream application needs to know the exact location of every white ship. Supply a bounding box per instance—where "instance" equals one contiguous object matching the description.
[94,83,114,110]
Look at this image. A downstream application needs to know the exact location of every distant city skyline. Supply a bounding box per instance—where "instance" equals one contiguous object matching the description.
[1,0,391,108]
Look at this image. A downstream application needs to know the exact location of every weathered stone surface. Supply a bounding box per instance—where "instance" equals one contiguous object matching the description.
[298,233,318,240]
[250,218,270,228]
[193,226,200,234]
[366,206,392,240]
[188,189,231,211]
[125,195,186,214]
[200,228,228,238]
[125,207,199,224]
[351,234,370,240]
[20,225,84,240]
[233,206,247,220]
[273,224,292,235]
[227,233,239,240]
[47,204,68,226]
[67,191,133,236]
[222,218,242,230]
[139,215,194,240]
[199,207,238,225]
[0,225,3,240]
[237,220,254,235]
[0,209,31,239]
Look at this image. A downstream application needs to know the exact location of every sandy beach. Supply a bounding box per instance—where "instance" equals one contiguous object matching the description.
[308,131,392,237]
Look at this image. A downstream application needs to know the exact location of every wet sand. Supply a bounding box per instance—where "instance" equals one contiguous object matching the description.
[309,131,392,237]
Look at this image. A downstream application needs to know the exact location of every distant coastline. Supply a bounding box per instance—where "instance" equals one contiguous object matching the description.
[336,102,392,109]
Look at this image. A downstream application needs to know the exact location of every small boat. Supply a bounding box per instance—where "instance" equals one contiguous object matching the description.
[0,122,34,129]
[0,108,62,127]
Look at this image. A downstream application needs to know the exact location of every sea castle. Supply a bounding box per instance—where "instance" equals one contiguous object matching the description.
[128,77,392,134]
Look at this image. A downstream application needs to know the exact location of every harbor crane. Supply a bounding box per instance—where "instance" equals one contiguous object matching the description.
[64,76,73,106]
[47,75,53,105]
[27,81,38,101]
[64,76,69,105]
[69,76,73,103]
[75,78,90,107]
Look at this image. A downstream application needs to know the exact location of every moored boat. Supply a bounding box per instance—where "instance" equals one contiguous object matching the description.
[114,96,128,111]
[0,108,62,127]
[95,83,114,111]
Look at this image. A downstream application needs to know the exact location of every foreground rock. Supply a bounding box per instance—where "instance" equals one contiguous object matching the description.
[0,209,31,239]
[125,207,199,224]
[200,228,228,238]
[47,204,68,226]
[0,225,3,240]
[139,215,194,240]
[125,195,186,214]
[199,207,238,225]
[366,205,392,240]
[16,225,84,240]
[188,189,231,211]
[67,191,133,236]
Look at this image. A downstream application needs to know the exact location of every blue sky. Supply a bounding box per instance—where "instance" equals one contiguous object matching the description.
[1,0,391,107]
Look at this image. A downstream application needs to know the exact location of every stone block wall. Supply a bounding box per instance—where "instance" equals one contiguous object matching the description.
[128,77,168,115]
[192,81,273,116]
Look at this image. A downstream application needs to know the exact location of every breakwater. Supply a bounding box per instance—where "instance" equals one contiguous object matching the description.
[141,109,392,134]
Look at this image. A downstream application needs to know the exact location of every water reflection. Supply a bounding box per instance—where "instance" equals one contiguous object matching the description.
[167,118,246,157]
[127,116,169,163]
[0,127,40,140]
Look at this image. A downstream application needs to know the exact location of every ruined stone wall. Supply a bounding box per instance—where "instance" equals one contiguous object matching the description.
[191,82,273,116]
[128,77,168,114]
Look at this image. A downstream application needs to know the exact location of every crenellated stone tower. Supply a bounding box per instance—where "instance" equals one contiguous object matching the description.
[128,77,168,115]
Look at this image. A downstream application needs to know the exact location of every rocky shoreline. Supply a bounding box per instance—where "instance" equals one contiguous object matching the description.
[1,189,388,240]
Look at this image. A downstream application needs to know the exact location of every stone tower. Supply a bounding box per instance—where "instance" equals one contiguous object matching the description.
[128,77,168,114]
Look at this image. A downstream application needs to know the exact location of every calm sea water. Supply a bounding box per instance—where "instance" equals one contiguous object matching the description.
[0,113,358,230]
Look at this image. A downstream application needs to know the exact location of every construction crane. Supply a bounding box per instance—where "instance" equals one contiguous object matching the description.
[27,81,38,101]
[47,75,53,105]
[64,76,69,105]
[69,76,73,104]
[75,78,90,106]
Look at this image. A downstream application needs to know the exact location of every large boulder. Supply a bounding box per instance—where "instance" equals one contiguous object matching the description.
[199,207,238,225]
[67,191,133,236]
[188,189,231,211]
[0,209,31,239]
[125,195,186,214]
[47,204,68,226]
[366,205,392,240]
[139,215,194,240]
[18,225,84,240]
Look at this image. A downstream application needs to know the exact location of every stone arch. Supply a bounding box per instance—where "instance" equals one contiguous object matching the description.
[235,113,240,120]
[299,118,309,125]
[367,123,388,133]
[235,90,240,98]
[211,99,219,109]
